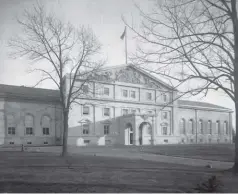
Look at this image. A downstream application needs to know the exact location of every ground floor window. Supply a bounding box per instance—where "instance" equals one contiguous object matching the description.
[26,127,33,135]
[162,126,168,135]
[83,124,89,134]
[43,128,49,135]
[8,127,16,135]
[104,125,110,135]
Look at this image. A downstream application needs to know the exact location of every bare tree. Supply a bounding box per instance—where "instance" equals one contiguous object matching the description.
[9,3,105,156]
[124,0,238,172]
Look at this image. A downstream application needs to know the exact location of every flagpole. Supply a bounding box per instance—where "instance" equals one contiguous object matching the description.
[125,26,128,65]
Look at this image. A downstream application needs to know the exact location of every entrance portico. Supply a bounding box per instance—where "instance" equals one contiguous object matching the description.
[122,113,156,146]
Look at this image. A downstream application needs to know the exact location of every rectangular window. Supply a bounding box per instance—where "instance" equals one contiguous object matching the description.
[43,128,50,135]
[82,85,89,94]
[83,124,89,134]
[122,109,129,115]
[104,125,110,135]
[9,142,14,145]
[147,92,152,100]
[162,112,168,119]
[104,108,110,116]
[122,89,128,97]
[148,111,153,114]
[84,140,90,144]
[131,91,136,98]
[104,87,109,96]
[131,109,136,114]
[8,127,16,135]
[163,94,167,102]
[136,108,140,113]
[83,106,90,115]
[44,141,48,145]
[27,142,32,144]
[26,127,33,135]
[162,126,168,135]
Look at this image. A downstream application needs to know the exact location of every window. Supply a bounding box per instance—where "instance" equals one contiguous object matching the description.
[208,120,212,134]
[122,89,128,97]
[224,121,228,135]
[27,142,32,144]
[84,140,90,144]
[147,92,152,100]
[189,119,194,134]
[180,118,186,134]
[44,141,48,145]
[83,106,90,115]
[82,85,89,94]
[122,109,129,115]
[199,119,203,134]
[9,142,14,145]
[26,127,33,135]
[136,108,140,113]
[131,91,136,98]
[104,125,110,135]
[25,114,34,135]
[164,139,168,143]
[162,126,168,135]
[162,112,168,119]
[83,124,89,134]
[163,93,167,102]
[104,87,109,96]
[43,128,49,135]
[148,110,153,114]
[8,127,15,135]
[216,120,220,134]
[104,108,110,116]
[190,139,194,143]
[131,109,136,114]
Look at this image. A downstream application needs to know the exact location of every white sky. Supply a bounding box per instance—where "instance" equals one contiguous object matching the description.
[0,0,235,127]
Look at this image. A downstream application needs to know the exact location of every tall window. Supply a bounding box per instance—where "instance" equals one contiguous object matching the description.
[122,109,129,115]
[104,125,110,135]
[104,108,110,116]
[208,120,212,134]
[163,93,167,102]
[42,115,50,135]
[147,92,152,100]
[216,120,221,134]
[83,106,90,115]
[25,114,34,135]
[82,85,89,94]
[189,119,194,134]
[104,87,109,96]
[83,124,89,134]
[122,89,128,97]
[162,126,168,135]
[224,121,228,135]
[7,115,15,135]
[131,109,136,114]
[131,91,136,98]
[162,112,168,120]
[180,118,186,134]
[199,119,203,134]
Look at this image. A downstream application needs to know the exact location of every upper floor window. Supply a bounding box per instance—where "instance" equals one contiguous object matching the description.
[122,109,129,115]
[25,114,34,135]
[104,87,109,96]
[189,119,194,134]
[199,119,203,134]
[82,85,89,94]
[163,93,167,102]
[147,92,152,100]
[103,108,110,116]
[208,120,212,134]
[131,91,136,98]
[224,121,228,135]
[122,89,128,97]
[162,112,168,120]
[180,118,186,134]
[83,124,89,134]
[216,120,220,134]
[83,106,90,115]
[104,125,110,135]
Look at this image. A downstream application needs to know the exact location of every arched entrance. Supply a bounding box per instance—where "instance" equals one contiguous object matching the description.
[139,122,152,145]
[126,123,133,145]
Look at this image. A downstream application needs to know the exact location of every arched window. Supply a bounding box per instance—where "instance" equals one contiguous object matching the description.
[42,115,51,135]
[189,119,194,134]
[199,119,203,134]
[7,115,15,135]
[224,121,228,135]
[25,114,34,135]
[180,118,186,134]
[208,120,212,134]
[216,120,220,134]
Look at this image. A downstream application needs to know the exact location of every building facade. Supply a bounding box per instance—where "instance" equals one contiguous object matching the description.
[66,65,233,146]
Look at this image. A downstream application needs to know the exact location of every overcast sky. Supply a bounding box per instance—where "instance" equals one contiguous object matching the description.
[0,0,235,126]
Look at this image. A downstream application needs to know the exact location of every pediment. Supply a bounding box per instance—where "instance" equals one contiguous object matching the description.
[89,65,174,91]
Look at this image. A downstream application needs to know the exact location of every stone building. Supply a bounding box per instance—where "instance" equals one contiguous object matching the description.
[66,64,233,146]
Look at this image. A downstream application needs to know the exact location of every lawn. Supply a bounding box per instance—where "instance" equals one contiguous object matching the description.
[0,151,230,193]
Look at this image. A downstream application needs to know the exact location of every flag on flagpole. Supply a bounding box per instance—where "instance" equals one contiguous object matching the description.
[120,27,127,40]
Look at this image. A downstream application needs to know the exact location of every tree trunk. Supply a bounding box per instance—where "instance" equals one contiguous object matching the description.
[61,109,69,157]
